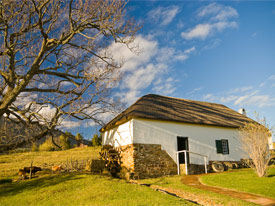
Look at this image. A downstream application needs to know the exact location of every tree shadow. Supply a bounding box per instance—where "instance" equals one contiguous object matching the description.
[0,173,84,198]
[267,174,275,177]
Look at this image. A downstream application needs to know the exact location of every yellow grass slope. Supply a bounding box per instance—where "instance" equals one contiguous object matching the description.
[0,147,101,179]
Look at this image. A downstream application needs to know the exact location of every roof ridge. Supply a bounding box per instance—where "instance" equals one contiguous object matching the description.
[100,93,256,132]
[145,93,226,107]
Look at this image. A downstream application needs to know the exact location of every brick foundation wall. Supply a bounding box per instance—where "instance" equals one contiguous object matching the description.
[117,143,177,179]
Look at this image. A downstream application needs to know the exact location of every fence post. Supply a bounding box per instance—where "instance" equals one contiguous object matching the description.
[204,156,207,174]
[176,152,180,175]
[184,151,188,175]
[30,160,33,179]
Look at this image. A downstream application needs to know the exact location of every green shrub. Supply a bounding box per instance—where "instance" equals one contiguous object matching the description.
[39,138,56,151]
[31,143,38,152]
[92,134,102,146]
[75,133,83,147]
[59,134,71,150]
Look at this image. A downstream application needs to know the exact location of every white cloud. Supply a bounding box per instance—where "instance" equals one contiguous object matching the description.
[153,77,176,96]
[174,54,188,61]
[156,47,175,63]
[203,93,216,102]
[59,119,82,129]
[268,74,275,81]
[119,63,168,103]
[197,3,238,21]
[181,24,211,40]
[214,21,238,31]
[148,6,179,26]
[14,93,38,107]
[234,94,275,108]
[110,35,193,105]
[122,63,167,91]
[251,32,257,38]
[182,3,238,41]
[259,82,265,87]
[233,90,258,105]
[203,39,222,50]
[37,105,57,121]
[174,46,196,61]
[109,35,158,72]
[203,87,275,109]
[220,95,238,103]
[228,86,253,94]
[188,87,203,95]
[181,21,237,40]
[184,46,196,54]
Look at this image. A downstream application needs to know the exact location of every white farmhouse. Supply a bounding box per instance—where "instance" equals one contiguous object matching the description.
[100,94,272,178]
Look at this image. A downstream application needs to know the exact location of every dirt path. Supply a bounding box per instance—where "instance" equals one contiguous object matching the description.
[181,174,275,206]
[131,181,223,206]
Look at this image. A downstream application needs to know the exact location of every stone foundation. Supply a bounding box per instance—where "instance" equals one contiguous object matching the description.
[180,164,207,175]
[117,144,177,179]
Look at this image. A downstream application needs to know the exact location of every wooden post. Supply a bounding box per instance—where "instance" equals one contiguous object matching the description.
[204,156,207,174]
[30,161,33,179]
[184,151,188,175]
[176,152,180,175]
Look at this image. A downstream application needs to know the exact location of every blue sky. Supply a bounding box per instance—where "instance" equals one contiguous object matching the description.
[68,1,275,141]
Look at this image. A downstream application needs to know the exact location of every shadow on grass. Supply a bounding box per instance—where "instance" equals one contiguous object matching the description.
[0,173,84,198]
[0,178,13,184]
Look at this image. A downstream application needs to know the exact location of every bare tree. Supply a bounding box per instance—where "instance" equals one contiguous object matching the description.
[0,0,139,152]
[239,122,274,177]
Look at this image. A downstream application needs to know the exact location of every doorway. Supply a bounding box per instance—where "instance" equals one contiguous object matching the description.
[177,137,189,164]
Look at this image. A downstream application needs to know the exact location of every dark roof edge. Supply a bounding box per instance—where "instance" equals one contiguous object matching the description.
[100,116,244,133]
[99,93,256,132]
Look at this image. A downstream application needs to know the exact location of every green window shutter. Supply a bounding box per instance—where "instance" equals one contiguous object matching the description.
[222,139,229,154]
[216,140,223,154]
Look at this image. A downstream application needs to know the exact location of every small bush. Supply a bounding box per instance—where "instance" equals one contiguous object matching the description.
[39,138,56,151]
[31,143,39,152]
[75,133,83,147]
[92,134,102,146]
[239,122,273,177]
[59,134,71,150]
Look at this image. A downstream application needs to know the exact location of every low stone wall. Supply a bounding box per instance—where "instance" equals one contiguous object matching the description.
[117,143,177,179]
[180,164,207,175]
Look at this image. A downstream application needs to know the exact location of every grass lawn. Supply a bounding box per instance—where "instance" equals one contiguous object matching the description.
[1,148,273,205]
[0,173,194,206]
[141,175,257,206]
[0,148,194,205]
[200,166,275,199]
[0,147,101,179]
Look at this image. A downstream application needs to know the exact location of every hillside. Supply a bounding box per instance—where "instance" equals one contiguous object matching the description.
[0,147,100,179]
[0,147,194,206]
[0,117,91,152]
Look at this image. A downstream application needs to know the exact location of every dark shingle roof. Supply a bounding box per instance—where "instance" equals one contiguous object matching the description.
[100,94,255,132]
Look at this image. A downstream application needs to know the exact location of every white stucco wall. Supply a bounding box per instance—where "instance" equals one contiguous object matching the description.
[102,118,273,165]
[102,120,133,147]
[132,118,245,165]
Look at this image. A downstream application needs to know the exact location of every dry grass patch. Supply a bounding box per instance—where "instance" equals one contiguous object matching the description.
[0,147,101,179]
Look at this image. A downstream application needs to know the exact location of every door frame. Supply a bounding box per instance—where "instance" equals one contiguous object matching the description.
[177,136,189,164]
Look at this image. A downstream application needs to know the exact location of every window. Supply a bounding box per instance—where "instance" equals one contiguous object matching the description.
[215,139,229,155]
